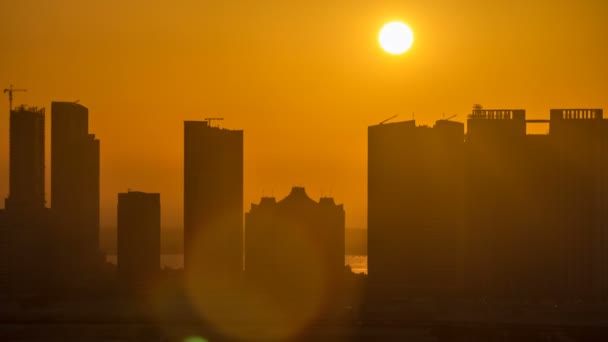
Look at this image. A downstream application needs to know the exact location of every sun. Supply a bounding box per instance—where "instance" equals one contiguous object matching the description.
[379,21,414,55]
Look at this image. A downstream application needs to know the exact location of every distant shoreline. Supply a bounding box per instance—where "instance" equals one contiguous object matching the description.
[100,227,368,255]
[106,253,368,274]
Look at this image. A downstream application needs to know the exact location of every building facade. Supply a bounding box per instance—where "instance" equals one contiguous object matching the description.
[117,191,161,291]
[548,109,608,299]
[245,187,345,278]
[368,119,465,300]
[2,105,53,295]
[184,120,243,281]
[245,187,345,304]
[5,106,45,211]
[51,101,101,274]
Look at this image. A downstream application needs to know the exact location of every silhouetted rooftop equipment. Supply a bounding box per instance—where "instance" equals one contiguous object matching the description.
[469,108,525,120]
[204,117,224,127]
[3,84,27,112]
[379,114,398,125]
[550,108,603,120]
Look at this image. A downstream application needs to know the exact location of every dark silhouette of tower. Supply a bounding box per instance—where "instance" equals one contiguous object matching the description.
[184,120,243,282]
[51,101,101,274]
[464,107,608,300]
[1,105,53,294]
[245,187,345,282]
[5,106,45,210]
[117,191,160,292]
[465,108,530,298]
[367,119,464,300]
[548,109,608,299]
[245,187,345,321]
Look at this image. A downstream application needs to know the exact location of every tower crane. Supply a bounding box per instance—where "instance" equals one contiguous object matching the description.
[3,84,27,112]
[379,114,398,125]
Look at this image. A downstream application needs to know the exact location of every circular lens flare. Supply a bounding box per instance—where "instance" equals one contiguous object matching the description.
[379,21,414,55]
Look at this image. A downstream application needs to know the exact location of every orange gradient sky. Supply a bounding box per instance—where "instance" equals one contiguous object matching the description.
[1,0,607,229]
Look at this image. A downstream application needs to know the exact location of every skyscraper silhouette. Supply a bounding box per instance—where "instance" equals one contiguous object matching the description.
[117,191,161,292]
[1,105,53,294]
[368,119,465,300]
[464,108,608,299]
[184,120,243,283]
[465,108,531,298]
[548,109,608,299]
[244,187,345,330]
[245,187,345,283]
[5,106,45,211]
[51,101,101,274]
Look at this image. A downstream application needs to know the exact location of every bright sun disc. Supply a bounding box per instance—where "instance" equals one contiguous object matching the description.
[379,21,414,55]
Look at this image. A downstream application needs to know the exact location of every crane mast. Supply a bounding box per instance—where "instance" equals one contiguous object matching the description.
[3,84,27,112]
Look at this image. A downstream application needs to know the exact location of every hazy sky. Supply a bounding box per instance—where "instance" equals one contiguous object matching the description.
[1,0,607,229]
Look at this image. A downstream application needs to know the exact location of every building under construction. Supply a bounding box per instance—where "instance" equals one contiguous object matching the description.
[5,106,46,211]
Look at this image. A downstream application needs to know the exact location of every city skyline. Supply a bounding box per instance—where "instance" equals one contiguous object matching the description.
[4,1,608,340]
[7,101,608,233]
[2,0,608,230]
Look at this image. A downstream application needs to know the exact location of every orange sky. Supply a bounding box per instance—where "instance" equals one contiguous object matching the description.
[1,0,607,229]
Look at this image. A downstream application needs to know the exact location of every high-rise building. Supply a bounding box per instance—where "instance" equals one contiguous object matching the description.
[51,101,101,272]
[2,105,53,295]
[368,119,464,300]
[117,191,161,291]
[464,108,531,297]
[464,107,608,300]
[184,120,243,280]
[245,187,345,319]
[5,106,45,211]
[548,109,608,299]
[245,187,345,281]
[0,209,54,295]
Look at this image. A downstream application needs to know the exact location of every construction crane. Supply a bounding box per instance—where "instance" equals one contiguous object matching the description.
[3,84,27,112]
[379,114,398,125]
[204,117,224,127]
[442,114,457,121]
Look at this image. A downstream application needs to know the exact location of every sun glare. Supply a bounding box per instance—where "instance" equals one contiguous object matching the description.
[379,21,414,55]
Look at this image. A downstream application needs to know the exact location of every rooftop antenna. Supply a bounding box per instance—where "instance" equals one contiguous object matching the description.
[379,114,398,125]
[3,84,27,112]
